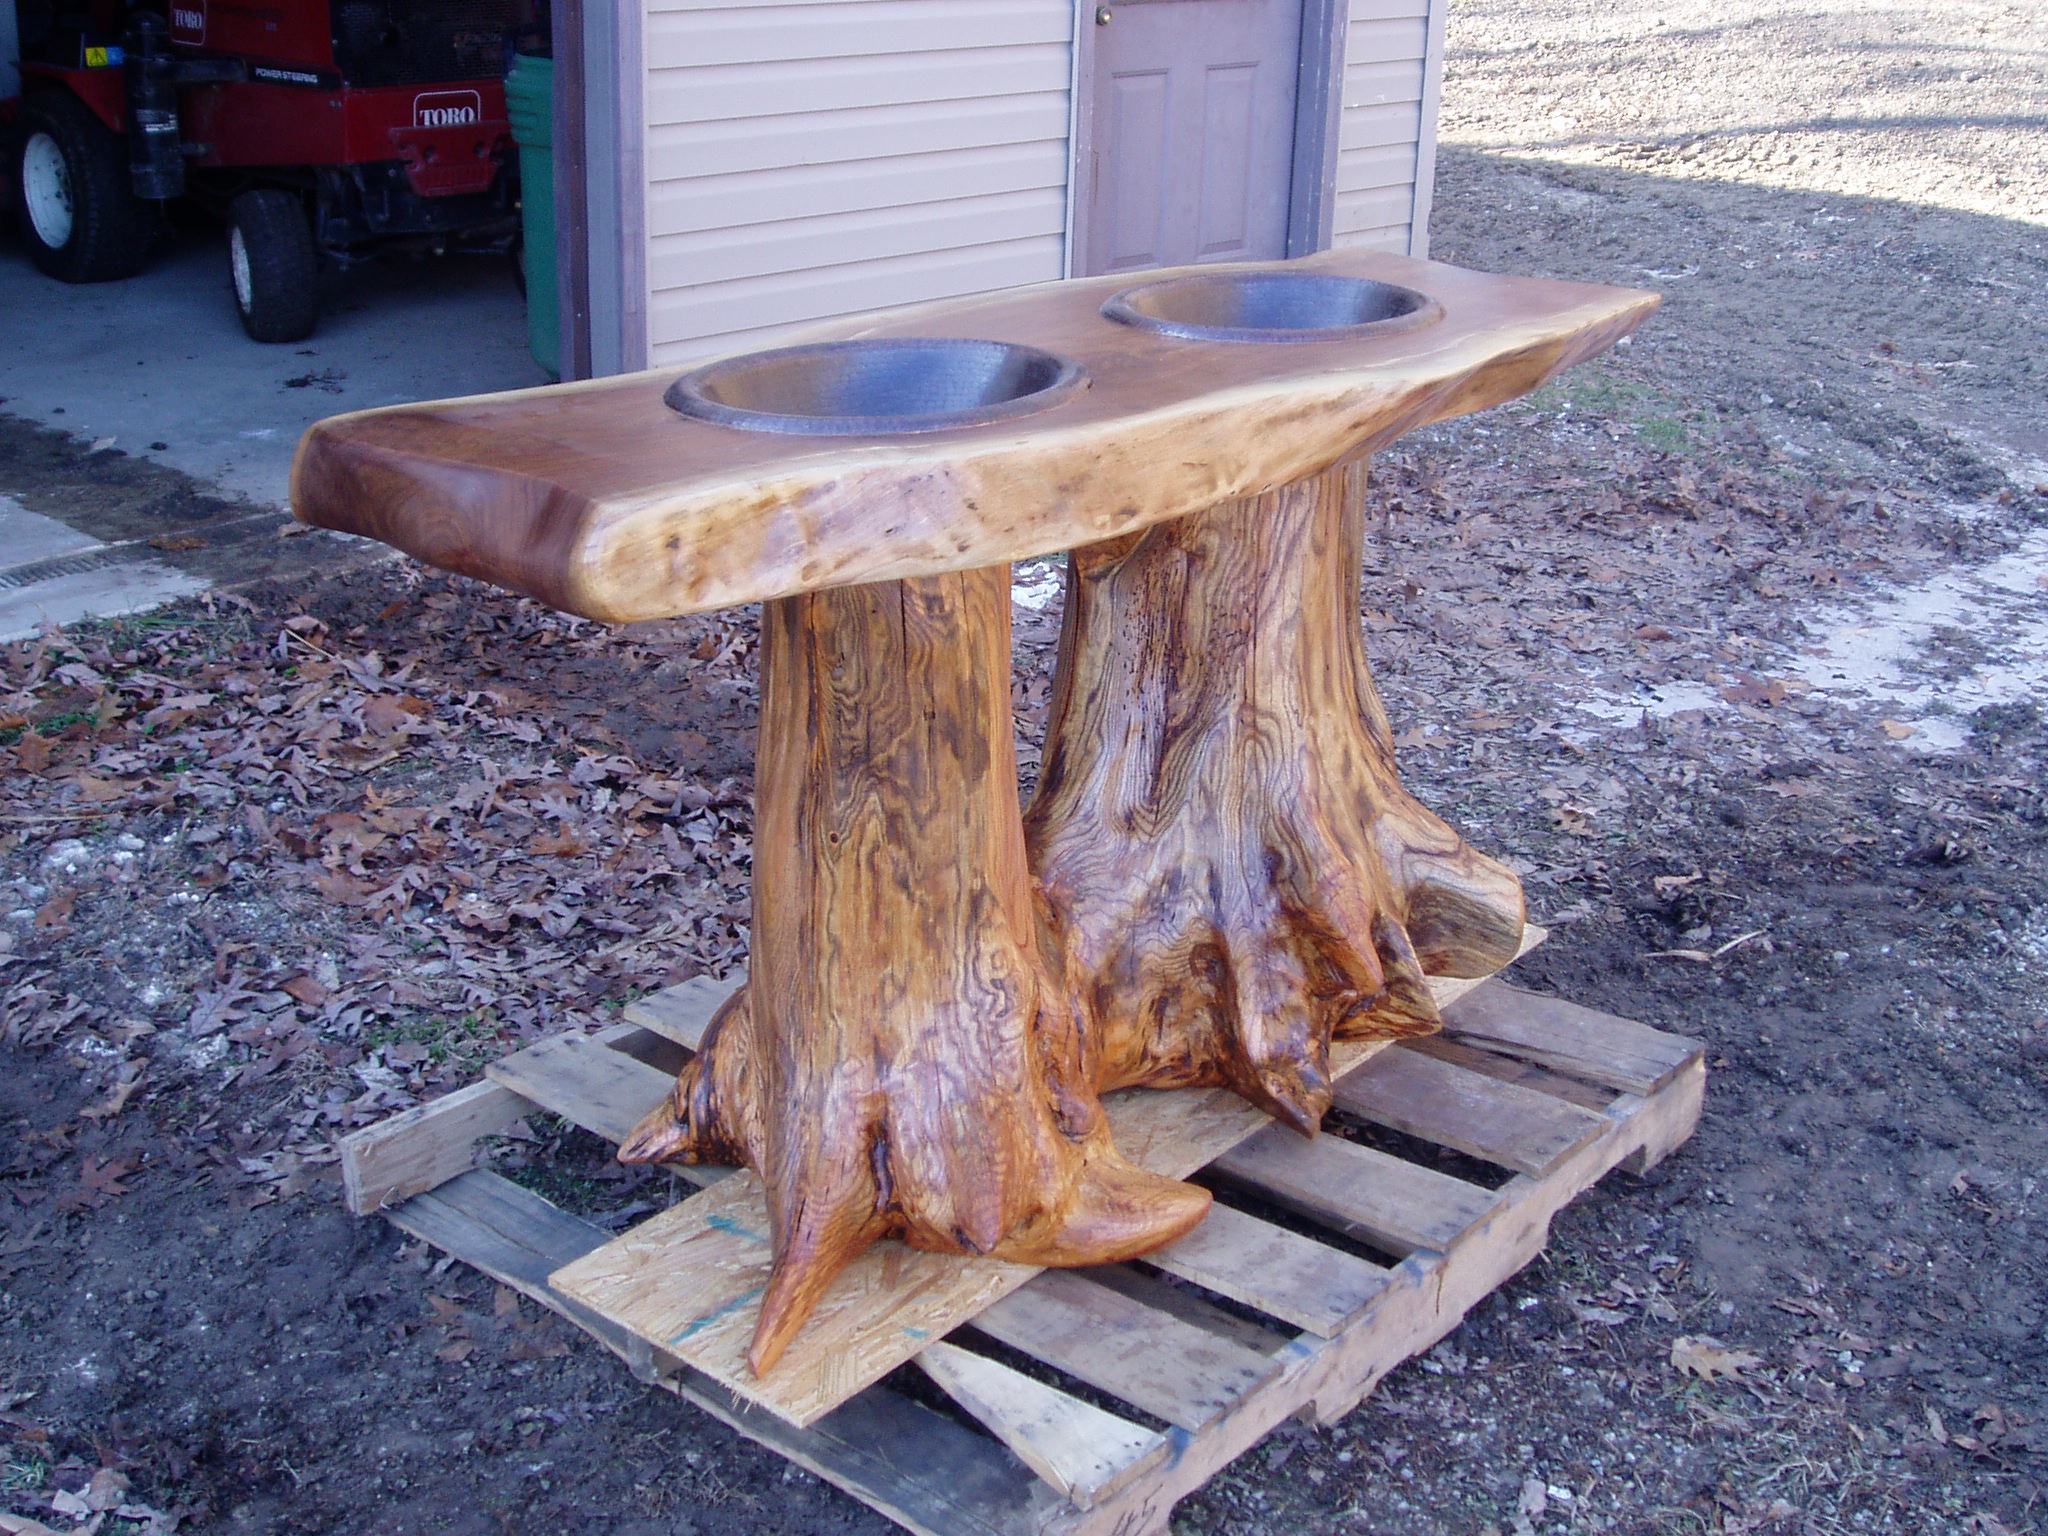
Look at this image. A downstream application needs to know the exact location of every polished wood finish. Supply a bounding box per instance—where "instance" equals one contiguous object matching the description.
[291,250,1656,623]
[297,249,1657,1377]
[615,566,1208,1374]
[558,944,1532,1427]
[1027,460,1526,1133]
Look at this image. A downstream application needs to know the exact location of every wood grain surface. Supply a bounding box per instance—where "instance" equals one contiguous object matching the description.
[549,949,1535,1427]
[297,249,1653,1385]
[1025,460,1527,1134]
[290,250,1655,621]
[614,565,1208,1374]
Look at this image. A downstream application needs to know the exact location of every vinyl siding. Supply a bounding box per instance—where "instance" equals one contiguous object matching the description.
[1330,0,1438,253]
[637,0,1444,363]
[643,0,1074,365]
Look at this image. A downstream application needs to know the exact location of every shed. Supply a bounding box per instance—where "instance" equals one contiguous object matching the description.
[549,0,1448,377]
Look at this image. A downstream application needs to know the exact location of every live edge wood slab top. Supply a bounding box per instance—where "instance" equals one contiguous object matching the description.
[290,250,1656,621]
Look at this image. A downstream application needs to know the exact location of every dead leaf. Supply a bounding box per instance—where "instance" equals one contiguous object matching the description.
[78,1069,145,1124]
[281,974,332,1008]
[527,829,591,857]
[84,1467,130,1512]
[15,732,55,774]
[309,869,376,905]
[1571,1301,1631,1325]
[1881,719,1917,739]
[0,1512,72,1535]
[148,533,206,552]
[46,1488,92,1521]
[1671,1334,1763,1381]
[34,891,77,931]
[1721,673,1788,708]
[437,1339,476,1364]
[68,775,128,804]
[362,693,431,735]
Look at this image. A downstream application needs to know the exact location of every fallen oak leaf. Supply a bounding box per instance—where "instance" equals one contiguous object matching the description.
[361,693,432,735]
[527,829,591,857]
[78,1068,146,1124]
[281,974,332,1008]
[0,1512,72,1535]
[1671,1334,1763,1381]
[14,732,55,774]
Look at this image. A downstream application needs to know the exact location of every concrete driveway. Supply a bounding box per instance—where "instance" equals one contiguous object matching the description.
[0,211,551,636]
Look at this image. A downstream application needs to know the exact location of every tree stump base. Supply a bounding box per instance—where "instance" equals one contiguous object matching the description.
[1028,460,1527,1134]
[618,567,1209,1374]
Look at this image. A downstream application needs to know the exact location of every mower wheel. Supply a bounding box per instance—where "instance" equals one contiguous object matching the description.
[227,190,320,343]
[16,93,151,283]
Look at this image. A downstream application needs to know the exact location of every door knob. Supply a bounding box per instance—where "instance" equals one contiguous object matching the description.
[1095,5,1112,23]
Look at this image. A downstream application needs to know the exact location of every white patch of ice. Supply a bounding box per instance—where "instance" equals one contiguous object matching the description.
[1011,561,1065,611]
[1566,520,2048,752]
[1786,522,2048,751]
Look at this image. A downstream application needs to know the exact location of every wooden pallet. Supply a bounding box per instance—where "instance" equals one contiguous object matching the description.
[339,952,1703,1536]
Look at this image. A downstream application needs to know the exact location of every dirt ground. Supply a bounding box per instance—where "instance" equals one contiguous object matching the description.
[3,3,2045,1533]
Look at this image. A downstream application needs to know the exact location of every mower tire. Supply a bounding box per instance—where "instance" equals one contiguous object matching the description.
[16,92,151,283]
[228,190,320,343]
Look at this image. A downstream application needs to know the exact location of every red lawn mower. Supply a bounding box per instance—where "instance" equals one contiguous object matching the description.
[5,0,526,341]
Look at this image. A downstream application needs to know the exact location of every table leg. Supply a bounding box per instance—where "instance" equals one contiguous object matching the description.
[620,564,1209,1375]
[1027,461,1527,1134]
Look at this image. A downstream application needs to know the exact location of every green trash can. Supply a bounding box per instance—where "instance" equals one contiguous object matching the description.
[505,53,560,380]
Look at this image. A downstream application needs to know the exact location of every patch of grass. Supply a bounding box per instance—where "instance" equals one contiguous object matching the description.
[1,1454,47,1493]
[1524,370,1710,455]
[361,1008,505,1070]
[1634,414,1695,454]
[0,708,96,746]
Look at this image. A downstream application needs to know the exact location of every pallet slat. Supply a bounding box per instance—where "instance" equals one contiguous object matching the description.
[1076,1261,1295,1357]
[917,1341,1165,1509]
[1211,1123,1497,1255]
[1332,1044,1608,1175]
[383,1171,1047,1536]
[354,965,1702,1536]
[622,972,735,1050]
[485,1030,677,1145]
[1401,1034,1616,1110]
[550,929,1545,1429]
[551,1169,1033,1425]
[1062,1060,1711,1535]
[384,1168,647,1355]
[1442,984,1702,1093]
[1142,1200,1388,1337]
[971,1269,1285,1434]
[339,1079,534,1216]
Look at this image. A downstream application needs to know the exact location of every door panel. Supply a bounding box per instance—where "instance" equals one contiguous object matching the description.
[1197,63,1259,255]
[1082,0,1303,276]
[1107,69,1173,268]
